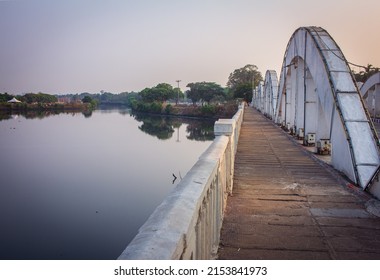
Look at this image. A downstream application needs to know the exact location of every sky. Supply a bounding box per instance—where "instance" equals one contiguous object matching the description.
[0,0,379,95]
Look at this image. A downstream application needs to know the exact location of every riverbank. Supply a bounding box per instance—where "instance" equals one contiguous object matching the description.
[0,102,95,120]
[0,101,239,121]
[132,102,239,119]
[0,102,93,112]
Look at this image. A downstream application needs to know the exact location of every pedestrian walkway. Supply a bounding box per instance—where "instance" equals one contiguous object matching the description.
[218,107,380,259]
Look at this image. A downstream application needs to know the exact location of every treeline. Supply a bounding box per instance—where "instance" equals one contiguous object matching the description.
[22,92,58,103]
[131,64,263,115]
[130,81,235,117]
[0,92,96,114]
[0,92,57,103]
[58,91,139,106]
[0,91,139,105]
[1,64,265,117]
[135,64,263,106]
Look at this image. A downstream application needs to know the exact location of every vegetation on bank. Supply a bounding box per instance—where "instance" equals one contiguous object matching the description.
[0,91,98,114]
[227,64,263,103]
[129,64,263,117]
[0,64,264,118]
[0,101,94,113]
[131,101,239,119]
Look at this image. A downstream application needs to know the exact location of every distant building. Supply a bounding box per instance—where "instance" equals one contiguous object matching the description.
[57,96,72,103]
[7,97,21,103]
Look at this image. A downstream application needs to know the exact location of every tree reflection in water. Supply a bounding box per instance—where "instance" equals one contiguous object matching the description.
[131,112,215,141]
[0,108,216,142]
[0,109,93,121]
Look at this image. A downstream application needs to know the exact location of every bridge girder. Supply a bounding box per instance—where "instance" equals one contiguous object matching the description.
[257,26,380,191]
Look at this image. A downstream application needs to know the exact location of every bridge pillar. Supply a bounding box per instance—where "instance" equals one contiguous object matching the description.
[214,119,235,195]
[214,119,235,136]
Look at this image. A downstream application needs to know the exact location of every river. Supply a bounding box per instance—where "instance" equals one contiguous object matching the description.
[0,107,214,259]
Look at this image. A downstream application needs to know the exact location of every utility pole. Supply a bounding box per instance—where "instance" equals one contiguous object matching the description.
[176,80,181,105]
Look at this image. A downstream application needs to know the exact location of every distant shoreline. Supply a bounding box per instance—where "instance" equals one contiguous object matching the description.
[0,102,93,112]
[131,102,239,120]
[0,102,95,120]
[0,102,239,121]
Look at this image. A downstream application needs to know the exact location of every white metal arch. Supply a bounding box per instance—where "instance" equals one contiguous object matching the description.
[360,72,380,118]
[262,70,278,119]
[274,26,380,190]
[251,81,264,112]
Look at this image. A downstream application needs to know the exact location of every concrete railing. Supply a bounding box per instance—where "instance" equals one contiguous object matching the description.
[118,104,245,260]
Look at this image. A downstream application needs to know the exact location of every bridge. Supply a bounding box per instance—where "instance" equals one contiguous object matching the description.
[360,72,380,120]
[118,26,380,260]
[218,107,380,259]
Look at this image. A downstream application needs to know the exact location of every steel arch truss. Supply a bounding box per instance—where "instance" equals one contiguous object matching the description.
[262,70,279,119]
[360,72,380,119]
[260,26,380,190]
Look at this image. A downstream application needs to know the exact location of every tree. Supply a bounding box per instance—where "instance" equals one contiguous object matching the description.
[186,83,201,105]
[202,82,225,104]
[82,96,93,103]
[100,92,115,103]
[82,95,98,109]
[0,92,13,103]
[233,83,254,103]
[227,64,263,102]
[20,92,58,103]
[139,83,176,103]
[186,82,225,105]
[353,64,380,83]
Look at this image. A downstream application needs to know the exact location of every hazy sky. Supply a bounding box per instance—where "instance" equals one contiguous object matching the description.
[1,0,379,94]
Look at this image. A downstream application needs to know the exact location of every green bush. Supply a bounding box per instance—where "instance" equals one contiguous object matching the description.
[200,104,217,116]
[149,101,163,113]
[134,101,163,113]
[165,104,173,114]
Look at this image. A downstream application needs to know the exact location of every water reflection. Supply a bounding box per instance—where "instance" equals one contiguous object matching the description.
[0,107,214,259]
[133,113,175,140]
[132,112,215,141]
[0,110,91,121]
[0,111,12,121]
[0,108,215,141]
[186,121,215,141]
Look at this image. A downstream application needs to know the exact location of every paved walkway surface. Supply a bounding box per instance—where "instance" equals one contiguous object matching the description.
[218,107,380,260]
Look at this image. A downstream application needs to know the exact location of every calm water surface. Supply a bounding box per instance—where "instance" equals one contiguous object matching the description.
[0,108,214,259]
